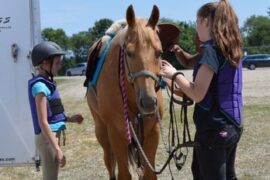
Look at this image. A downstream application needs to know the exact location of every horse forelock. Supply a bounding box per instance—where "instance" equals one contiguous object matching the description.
[125,18,161,50]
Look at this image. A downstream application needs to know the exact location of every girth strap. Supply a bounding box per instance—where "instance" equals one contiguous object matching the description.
[55,130,66,146]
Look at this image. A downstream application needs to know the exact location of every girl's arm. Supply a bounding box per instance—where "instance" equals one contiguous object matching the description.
[159,60,214,102]
[172,34,202,69]
[164,78,184,97]
[35,93,66,167]
[173,64,214,102]
[172,44,200,69]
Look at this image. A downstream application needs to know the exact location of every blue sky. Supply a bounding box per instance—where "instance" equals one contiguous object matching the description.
[40,0,270,36]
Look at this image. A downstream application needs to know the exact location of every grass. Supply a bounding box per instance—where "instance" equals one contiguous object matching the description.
[0,77,269,180]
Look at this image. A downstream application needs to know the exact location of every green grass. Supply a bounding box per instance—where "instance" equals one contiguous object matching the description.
[0,78,269,180]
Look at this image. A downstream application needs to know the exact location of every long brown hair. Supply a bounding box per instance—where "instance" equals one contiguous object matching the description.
[197,0,243,66]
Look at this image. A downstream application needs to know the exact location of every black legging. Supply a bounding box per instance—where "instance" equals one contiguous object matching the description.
[191,128,242,180]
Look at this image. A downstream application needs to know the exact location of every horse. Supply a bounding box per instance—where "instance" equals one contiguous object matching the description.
[85,5,165,180]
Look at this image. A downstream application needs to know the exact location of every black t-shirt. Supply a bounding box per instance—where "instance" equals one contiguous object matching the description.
[199,45,220,74]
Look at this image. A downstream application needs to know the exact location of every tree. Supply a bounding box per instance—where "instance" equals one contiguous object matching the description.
[70,31,93,63]
[89,18,113,41]
[42,28,71,75]
[268,7,270,16]
[42,28,69,50]
[242,15,270,54]
[68,19,112,66]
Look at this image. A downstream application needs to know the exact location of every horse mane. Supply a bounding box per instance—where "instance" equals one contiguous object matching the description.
[98,19,127,57]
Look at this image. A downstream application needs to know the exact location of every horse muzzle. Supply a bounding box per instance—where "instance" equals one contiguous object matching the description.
[138,95,158,115]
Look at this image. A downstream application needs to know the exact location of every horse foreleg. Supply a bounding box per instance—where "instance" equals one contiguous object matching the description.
[92,112,116,179]
[108,128,132,180]
[142,123,159,180]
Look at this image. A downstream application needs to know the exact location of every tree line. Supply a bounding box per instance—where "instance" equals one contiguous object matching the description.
[42,11,270,74]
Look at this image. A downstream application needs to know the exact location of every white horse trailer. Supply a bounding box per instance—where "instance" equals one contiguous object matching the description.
[0,0,41,167]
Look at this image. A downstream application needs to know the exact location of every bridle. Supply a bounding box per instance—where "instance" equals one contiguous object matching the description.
[119,42,196,178]
[121,44,166,91]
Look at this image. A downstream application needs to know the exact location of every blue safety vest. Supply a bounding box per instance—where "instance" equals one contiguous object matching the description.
[28,75,66,134]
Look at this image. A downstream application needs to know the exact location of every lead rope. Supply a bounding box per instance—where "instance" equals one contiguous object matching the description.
[119,46,132,144]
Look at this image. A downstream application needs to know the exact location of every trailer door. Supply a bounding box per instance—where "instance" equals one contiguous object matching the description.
[0,0,41,166]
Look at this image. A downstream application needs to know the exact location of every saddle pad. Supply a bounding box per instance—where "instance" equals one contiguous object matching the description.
[84,39,102,87]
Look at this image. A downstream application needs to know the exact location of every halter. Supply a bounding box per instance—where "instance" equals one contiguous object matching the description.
[121,44,166,90]
[118,44,165,143]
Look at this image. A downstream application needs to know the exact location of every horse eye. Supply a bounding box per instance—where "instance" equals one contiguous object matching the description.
[126,51,132,58]
[155,50,162,59]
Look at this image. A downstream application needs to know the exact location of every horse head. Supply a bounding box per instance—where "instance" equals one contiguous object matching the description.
[124,5,162,115]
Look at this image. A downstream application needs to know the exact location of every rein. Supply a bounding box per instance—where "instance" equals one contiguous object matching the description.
[128,72,196,176]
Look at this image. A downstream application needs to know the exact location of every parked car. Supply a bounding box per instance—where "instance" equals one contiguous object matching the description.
[242,54,270,70]
[66,62,87,76]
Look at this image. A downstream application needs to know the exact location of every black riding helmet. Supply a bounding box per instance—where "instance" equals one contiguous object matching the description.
[31,41,65,67]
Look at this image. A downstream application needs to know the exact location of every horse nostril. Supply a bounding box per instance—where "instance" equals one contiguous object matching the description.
[140,97,157,109]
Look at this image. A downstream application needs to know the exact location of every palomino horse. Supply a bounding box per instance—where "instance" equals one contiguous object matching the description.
[86,5,164,180]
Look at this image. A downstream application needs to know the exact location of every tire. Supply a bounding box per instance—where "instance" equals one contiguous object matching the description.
[67,71,71,76]
[249,64,256,70]
[81,70,86,76]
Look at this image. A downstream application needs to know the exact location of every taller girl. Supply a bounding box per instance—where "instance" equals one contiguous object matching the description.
[159,0,243,179]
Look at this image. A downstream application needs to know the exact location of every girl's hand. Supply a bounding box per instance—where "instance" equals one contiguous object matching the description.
[159,60,177,79]
[55,149,66,168]
[68,114,84,124]
[170,44,182,53]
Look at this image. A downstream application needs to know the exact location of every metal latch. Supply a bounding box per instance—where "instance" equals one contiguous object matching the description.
[11,43,19,62]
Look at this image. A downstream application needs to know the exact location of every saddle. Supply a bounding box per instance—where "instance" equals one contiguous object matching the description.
[83,39,102,87]
[84,20,127,88]
[157,23,181,52]
[84,23,181,87]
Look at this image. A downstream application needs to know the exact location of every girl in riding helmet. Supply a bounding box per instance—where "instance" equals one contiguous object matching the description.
[159,0,243,179]
[28,41,84,180]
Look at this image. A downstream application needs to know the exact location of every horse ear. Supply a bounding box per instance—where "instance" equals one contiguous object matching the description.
[126,5,136,28]
[147,5,159,29]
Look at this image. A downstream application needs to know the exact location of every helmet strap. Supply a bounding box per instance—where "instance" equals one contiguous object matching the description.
[42,58,54,81]
[47,59,54,81]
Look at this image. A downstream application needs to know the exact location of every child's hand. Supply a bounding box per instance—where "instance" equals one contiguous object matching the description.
[159,60,177,79]
[68,114,84,124]
[170,44,182,53]
[55,149,66,168]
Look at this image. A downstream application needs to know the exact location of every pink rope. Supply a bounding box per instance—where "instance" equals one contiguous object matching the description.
[119,46,132,144]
